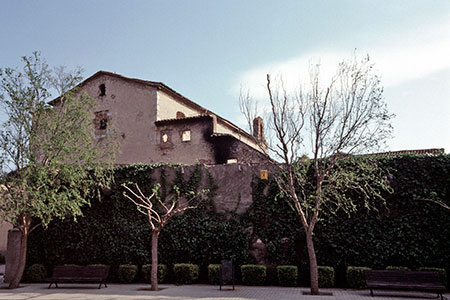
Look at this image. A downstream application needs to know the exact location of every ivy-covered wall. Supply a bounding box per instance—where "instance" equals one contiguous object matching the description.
[27,155,450,285]
[247,155,450,285]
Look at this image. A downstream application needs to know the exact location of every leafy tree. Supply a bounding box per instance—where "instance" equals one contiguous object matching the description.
[0,52,116,288]
[123,176,207,291]
[240,54,394,294]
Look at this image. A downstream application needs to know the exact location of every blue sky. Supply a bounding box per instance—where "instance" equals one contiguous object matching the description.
[1,0,449,153]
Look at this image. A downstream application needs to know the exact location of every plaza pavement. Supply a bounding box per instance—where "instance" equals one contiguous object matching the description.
[0,283,448,300]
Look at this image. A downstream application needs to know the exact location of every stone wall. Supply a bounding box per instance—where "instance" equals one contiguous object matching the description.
[153,162,276,214]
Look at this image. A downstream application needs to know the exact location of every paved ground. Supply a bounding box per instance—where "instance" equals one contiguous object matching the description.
[0,283,448,300]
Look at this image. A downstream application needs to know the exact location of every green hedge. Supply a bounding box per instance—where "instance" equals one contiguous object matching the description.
[142,264,167,283]
[208,264,220,285]
[277,265,297,286]
[117,264,137,283]
[241,265,266,286]
[25,264,47,282]
[318,266,335,288]
[173,263,199,284]
[346,266,371,289]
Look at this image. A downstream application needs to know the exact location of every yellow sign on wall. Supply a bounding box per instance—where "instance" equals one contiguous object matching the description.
[260,169,268,180]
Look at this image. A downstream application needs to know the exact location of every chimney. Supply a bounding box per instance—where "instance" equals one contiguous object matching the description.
[253,117,265,142]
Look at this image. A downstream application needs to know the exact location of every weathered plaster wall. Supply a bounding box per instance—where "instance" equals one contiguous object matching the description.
[156,118,216,164]
[79,74,159,164]
[156,91,200,120]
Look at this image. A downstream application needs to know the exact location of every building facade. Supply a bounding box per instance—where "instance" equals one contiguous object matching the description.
[53,71,268,165]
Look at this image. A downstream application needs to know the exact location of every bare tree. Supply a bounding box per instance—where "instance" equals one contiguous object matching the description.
[241,54,393,295]
[123,181,207,291]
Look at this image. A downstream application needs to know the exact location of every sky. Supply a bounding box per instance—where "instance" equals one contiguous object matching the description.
[0,0,449,153]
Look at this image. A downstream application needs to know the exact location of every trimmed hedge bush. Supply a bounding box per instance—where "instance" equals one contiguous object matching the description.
[25,264,46,282]
[241,265,266,286]
[277,265,298,287]
[142,264,167,283]
[418,267,447,285]
[347,266,371,289]
[318,266,335,288]
[386,266,409,270]
[117,264,137,283]
[208,264,220,285]
[173,264,199,284]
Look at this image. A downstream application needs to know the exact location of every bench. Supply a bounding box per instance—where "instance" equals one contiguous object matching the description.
[45,265,110,289]
[365,270,446,299]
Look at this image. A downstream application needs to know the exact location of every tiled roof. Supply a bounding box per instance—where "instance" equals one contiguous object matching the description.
[155,115,212,126]
[365,148,445,157]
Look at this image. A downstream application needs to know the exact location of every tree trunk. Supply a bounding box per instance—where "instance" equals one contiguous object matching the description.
[306,229,319,295]
[151,230,160,291]
[8,221,29,289]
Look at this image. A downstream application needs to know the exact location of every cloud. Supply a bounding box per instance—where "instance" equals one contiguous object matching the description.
[234,16,450,99]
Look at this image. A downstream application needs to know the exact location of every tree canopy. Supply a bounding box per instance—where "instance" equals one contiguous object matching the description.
[0,52,117,288]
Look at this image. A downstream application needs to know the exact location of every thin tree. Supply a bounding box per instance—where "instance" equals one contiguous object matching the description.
[123,181,207,291]
[240,54,394,295]
[0,52,117,288]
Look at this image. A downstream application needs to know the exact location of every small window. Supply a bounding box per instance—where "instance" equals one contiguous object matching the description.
[227,158,238,164]
[182,130,191,142]
[161,133,169,143]
[99,118,108,130]
[99,84,106,96]
[94,110,110,132]
[176,111,186,119]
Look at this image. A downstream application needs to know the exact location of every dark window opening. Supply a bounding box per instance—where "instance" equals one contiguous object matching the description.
[99,118,108,130]
[176,111,186,119]
[99,84,106,96]
[94,110,110,133]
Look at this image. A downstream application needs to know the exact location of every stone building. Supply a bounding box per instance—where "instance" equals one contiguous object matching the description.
[51,71,268,165]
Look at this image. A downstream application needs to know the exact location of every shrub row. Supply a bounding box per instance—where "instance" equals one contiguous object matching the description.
[239,265,335,287]
[23,262,447,289]
[117,263,192,284]
[173,264,199,284]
